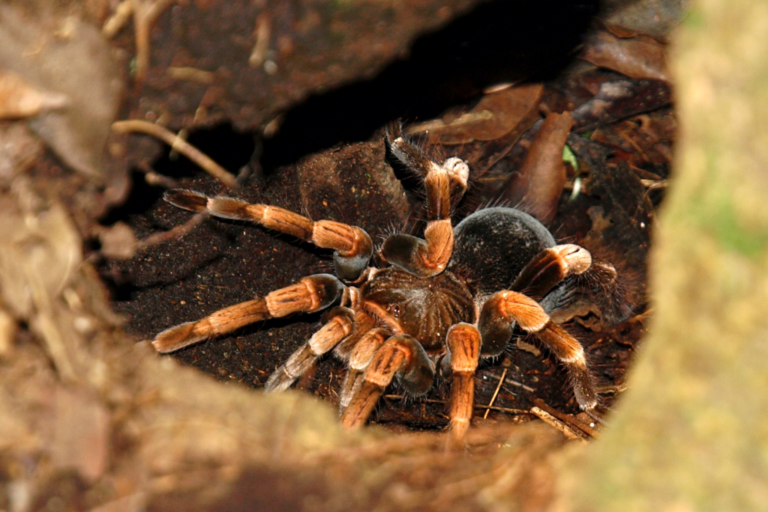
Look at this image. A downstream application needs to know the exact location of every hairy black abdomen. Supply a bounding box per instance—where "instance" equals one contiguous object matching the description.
[449,208,556,295]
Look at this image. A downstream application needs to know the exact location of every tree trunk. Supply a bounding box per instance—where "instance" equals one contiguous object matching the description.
[570,0,768,509]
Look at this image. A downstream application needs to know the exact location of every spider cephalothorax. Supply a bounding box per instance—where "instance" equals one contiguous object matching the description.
[149,125,612,446]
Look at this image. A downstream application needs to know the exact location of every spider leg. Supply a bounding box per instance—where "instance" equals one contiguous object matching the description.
[340,334,434,429]
[511,244,592,300]
[480,291,597,411]
[164,189,373,280]
[445,323,482,449]
[333,310,377,359]
[380,127,469,277]
[264,307,355,392]
[338,327,388,412]
[150,274,344,353]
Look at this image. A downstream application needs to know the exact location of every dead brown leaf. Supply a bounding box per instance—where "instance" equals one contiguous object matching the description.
[410,84,543,145]
[0,5,123,178]
[581,30,668,82]
[0,70,68,119]
[506,111,573,224]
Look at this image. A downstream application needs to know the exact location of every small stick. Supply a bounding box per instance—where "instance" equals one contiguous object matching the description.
[137,161,180,189]
[112,120,238,189]
[533,398,598,438]
[133,0,178,83]
[102,0,133,38]
[486,370,535,393]
[483,367,507,419]
[136,212,207,251]
[381,394,530,416]
[530,407,588,442]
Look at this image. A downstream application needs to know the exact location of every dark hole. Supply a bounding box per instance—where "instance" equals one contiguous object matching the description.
[260,0,601,170]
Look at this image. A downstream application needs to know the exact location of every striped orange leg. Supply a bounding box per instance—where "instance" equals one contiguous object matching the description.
[165,189,373,281]
[264,307,355,392]
[340,334,434,429]
[338,328,389,412]
[480,291,597,411]
[445,323,482,449]
[379,126,469,277]
[150,274,344,353]
[514,245,631,324]
[511,244,592,300]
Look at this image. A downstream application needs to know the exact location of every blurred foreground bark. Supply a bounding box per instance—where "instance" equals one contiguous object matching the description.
[568,0,768,509]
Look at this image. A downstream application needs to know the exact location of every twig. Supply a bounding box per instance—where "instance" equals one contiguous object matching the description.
[530,406,588,442]
[532,399,598,439]
[486,370,535,393]
[102,0,179,83]
[136,212,207,251]
[102,0,133,38]
[249,13,272,68]
[641,178,668,190]
[481,405,530,415]
[167,67,216,84]
[133,0,178,83]
[112,120,238,189]
[483,367,507,419]
[137,161,180,189]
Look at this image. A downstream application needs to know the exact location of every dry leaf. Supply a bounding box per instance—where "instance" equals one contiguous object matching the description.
[0,70,69,119]
[0,6,123,178]
[506,111,574,224]
[600,0,688,41]
[571,79,671,132]
[410,84,544,145]
[581,30,668,82]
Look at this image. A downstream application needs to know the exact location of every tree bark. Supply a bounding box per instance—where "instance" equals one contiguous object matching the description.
[570,0,768,510]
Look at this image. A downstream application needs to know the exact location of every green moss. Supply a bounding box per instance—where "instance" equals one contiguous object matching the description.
[687,186,768,258]
[683,151,768,258]
[683,7,704,29]
[707,197,768,258]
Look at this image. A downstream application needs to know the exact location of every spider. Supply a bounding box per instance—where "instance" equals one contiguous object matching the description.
[148,124,612,446]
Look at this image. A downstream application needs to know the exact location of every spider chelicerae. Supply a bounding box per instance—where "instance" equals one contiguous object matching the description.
[148,124,621,446]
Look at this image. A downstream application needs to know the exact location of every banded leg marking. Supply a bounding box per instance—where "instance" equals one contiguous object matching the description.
[151,274,343,353]
[165,189,372,280]
[380,126,470,277]
[341,334,434,429]
[338,328,388,412]
[512,244,592,300]
[264,307,355,392]
[445,323,481,449]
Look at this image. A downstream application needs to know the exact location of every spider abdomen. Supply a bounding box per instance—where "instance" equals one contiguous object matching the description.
[449,207,558,296]
[361,268,475,352]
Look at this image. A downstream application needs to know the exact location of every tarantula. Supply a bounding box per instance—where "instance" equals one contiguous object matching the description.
[149,125,610,446]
